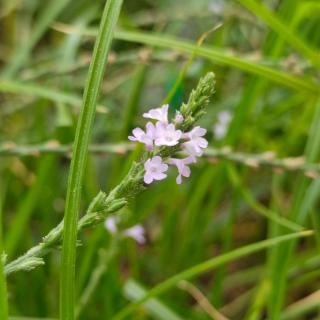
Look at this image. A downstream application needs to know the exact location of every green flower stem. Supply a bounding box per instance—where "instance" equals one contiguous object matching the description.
[4,72,215,277]
[4,191,125,276]
[60,0,123,319]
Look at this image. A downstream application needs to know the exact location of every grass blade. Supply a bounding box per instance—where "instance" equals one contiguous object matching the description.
[237,0,320,69]
[60,1,123,319]
[113,230,313,319]
[52,25,318,94]
[1,0,71,78]
[267,98,320,318]
[124,279,184,320]
[0,80,108,112]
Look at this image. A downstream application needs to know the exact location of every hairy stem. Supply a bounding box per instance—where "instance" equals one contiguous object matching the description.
[4,72,216,276]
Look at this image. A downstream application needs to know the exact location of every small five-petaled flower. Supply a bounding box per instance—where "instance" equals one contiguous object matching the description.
[129,104,208,184]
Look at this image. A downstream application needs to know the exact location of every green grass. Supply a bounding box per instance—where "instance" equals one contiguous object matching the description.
[114,230,313,319]
[60,1,123,319]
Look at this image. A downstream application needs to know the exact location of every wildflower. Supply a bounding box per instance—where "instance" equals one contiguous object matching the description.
[129,97,210,184]
[154,122,182,147]
[128,122,156,150]
[143,104,169,124]
[169,157,195,184]
[175,113,184,123]
[218,111,232,124]
[104,216,117,234]
[213,110,232,140]
[144,156,169,184]
[105,217,146,244]
[183,126,208,157]
[124,225,146,244]
[209,0,224,14]
[128,127,145,143]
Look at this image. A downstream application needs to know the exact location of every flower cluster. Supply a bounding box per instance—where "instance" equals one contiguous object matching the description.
[105,216,146,244]
[129,104,208,184]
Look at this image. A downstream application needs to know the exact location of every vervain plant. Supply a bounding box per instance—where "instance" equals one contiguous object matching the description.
[3,72,216,277]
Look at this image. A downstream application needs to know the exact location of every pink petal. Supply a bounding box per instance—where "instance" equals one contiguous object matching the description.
[154,172,167,180]
[182,166,191,177]
[162,104,169,113]
[197,127,207,136]
[132,127,145,138]
[152,156,162,164]
[125,225,146,244]
[175,114,184,123]
[198,138,208,148]
[144,159,152,170]
[144,172,153,184]
[160,163,169,172]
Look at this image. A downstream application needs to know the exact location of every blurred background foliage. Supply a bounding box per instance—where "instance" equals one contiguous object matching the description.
[0,0,320,319]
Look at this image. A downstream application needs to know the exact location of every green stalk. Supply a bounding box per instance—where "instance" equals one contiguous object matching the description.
[113,231,313,319]
[60,1,123,319]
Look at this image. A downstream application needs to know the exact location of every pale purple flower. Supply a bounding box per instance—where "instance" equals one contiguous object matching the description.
[175,113,184,123]
[128,127,145,142]
[213,110,232,140]
[169,157,195,184]
[154,122,182,146]
[183,126,208,157]
[105,217,146,244]
[128,122,156,150]
[104,217,118,234]
[213,123,228,140]
[209,0,224,14]
[143,104,169,124]
[218,111,232,124]
[124,225,146,244]
[144,156,168,184]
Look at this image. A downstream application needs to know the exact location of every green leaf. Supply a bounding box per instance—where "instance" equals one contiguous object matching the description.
[124,279,183,320]
[59,1,123,319]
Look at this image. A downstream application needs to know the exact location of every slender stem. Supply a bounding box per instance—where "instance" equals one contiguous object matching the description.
[1,142,319,176]
[60,1,123,319]
[4,190,127,276]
